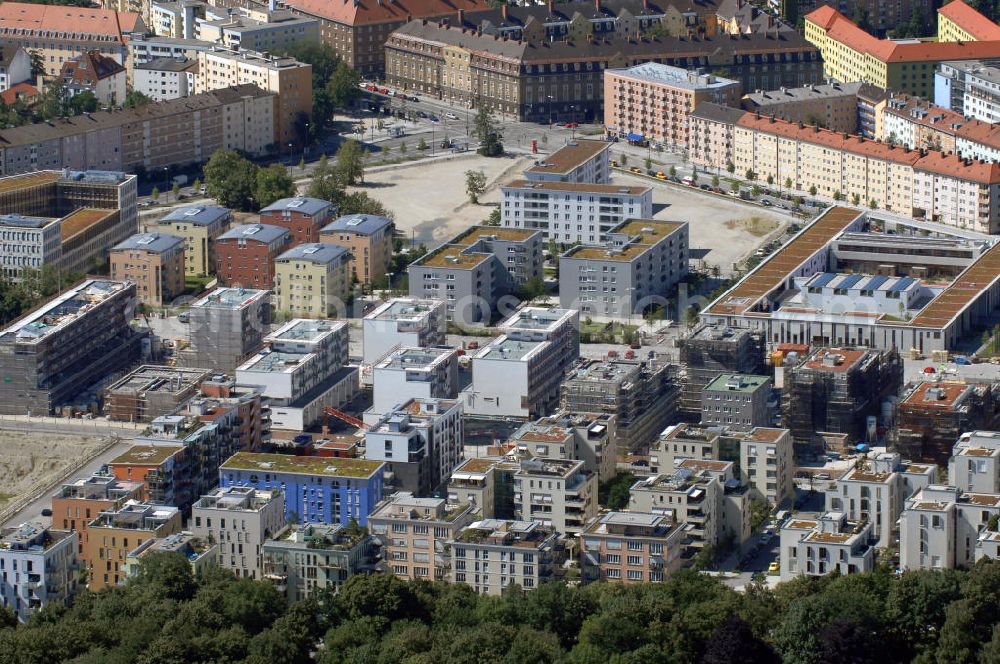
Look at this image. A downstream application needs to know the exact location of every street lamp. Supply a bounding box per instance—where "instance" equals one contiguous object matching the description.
[546,95,555,127]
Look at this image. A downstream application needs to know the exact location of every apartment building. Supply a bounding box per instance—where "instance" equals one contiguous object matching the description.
[0,280,141,415]
[408,226,543,325]
[937,0,1000,43]
[651,424,722,475]
[134,57,198,101]
[804,6,1000,98]
[0,45,31,95]
[60,50,126,106]
[320,214,395,286]
[106,443,186,507]
[235,318,356,431]
[127,34,214,83]
[274,243,351,318]
[180,287,270,372]
[0,3,143,76]
[365,398,463,496]
[0,523,77,622]
[559,219,689,318]
[0,169,138,280]
[259,196,335,245]
[125,531,217,578]
[149,0,206,39]
[447,457,520,519]
[370,347,459,416]
[679,323,766,418]
[465,307,581,418]
[501,180,653,244]
[737,427,795,507]
[688,102,750,174]
[525,140,611,185]
[215,223,291,289]
[949,431,1000,494]
[198,9,319,52]
[935,60,1000,122]
[779,511,876,581]
[262,523,374,601]
[513,458,597,537]
[880,94,964,153]
[386,19,820,123]
[106,365,208,423]
[196,48,312,148]
[899,484,1000,570]
[450,519,561,594]
[190,486,286,579]
[741,81,869,134]
[220,452,384,526]
[629,471,723,551]
[0,85,276,175]
[85,501,182,590]
[509,413,618,483]
[580,511,687,584]
[605,63,740,149]
[110,233,186,307]
[361,298,446,365]
[562,358,679,454]
[701,373,772,431]
[894,381,1000,465]
[51,473,144,560]
[369,492,475,581]
[154,205,231,277]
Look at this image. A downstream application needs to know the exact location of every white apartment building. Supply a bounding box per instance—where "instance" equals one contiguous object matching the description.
[0,214,62,279]
[509,413,618,484]
[677,458,753,548]
[779,511,876,581]
[362,298,446,365]
[369,347,458,417]
[629,468,739,551]
[651,424,722,475]
[738,427,795,507]
[190,486,285,580]
[0,523,77,622]
[133,57,196,101]
[514,458,597,537]
[368,492,474,581]
[450,519,561,594]
[524,139,611,185]
[501,180,653,244]
[948,430,1000,494]
[899,484,1000,570]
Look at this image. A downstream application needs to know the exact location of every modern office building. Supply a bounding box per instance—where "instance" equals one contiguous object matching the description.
[604,63,741,149]
[361,298,447,365]
[259,197,336,246]
[153,205,232,277]
[370,347,459,416]
[180,287,270,372]
[320,214,395,286]
[262,523,374,601]
[559,219,689,318]
[214,223,292,289]
[220,452,384,526]
[779,511,876,581]
[85,501,182,590]
[0,523,77,622]
[513,458,597,537]
[700,373,773,431]
[190,486,286,580]
[450,519,562,594]
[0,280,141,415]
[368,492,475,581]
[500,180,653,245]
[408,226,543,325]
[580,511,687,584]
[109,233,186,307]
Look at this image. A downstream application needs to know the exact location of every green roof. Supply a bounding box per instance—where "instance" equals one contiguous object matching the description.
[221,452,383,479]
[703,373,771,393]
[109,444,184,467]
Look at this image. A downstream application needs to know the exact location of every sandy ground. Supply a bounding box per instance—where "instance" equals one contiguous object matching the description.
[0,432,110,511]
[346,153,532,246]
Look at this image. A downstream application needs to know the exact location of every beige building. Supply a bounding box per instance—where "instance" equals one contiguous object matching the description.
[736,427,795,508]
[198,10,319,53]
[447,457,520,519]
[319,214,395,287]
[262,523,374,601]
[196,48,312,149]
[580,511,687,584]
[85,501,181,591]
[779,511,877,580]
[450,519,562,594]
[629,470,722,551]
[153,205,231,277]
[604,62,741,149]
[109,233,186,307]
[273,243,351,318]
[368,492,475,581]
[651,424,721,475]
[190,486,286,580]
[514,458,597,537]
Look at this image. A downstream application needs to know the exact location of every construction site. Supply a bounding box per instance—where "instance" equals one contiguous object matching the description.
[177,287,271,373]
[893,379,1000,465]
[678,323,766,419]
[782,347,902,450]
[105,366,210,423]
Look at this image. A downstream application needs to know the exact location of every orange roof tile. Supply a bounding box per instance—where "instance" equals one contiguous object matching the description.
[938,0,1000,41]
[914,149,1000,183]
[0,2,141,38]
[284,0,488,27]
[0,81,37,106]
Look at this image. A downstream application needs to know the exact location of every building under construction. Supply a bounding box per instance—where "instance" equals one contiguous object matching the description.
[178,287,270,372]
[105,365,209,423]
[679,323,766,419]
[782,347,902,448]
[560,358,679,453]
[893,380,1000,465]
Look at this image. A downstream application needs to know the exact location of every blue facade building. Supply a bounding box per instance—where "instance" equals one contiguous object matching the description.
[220,452,384,526]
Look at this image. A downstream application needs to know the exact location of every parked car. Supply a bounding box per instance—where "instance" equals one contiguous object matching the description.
[682,176,695,185]
[700,183,711,190]
[429,114,440,122]
[41,509,52,517]
[630,166,642,174]
[761,199,772,206]
[768,561,780,574]
[445,112,459,120]
[565,121,579,128]
[656,171,666,180]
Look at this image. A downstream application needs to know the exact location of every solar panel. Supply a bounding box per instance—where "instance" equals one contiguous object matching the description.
[864,275,889,291]
[889,276,914,293]
[810,272,837,288]
[838,274,863,289]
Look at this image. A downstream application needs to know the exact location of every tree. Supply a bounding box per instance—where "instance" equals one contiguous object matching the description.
[400,141,407,154]
[38,78,68,120]
[204,149,259,211]
[299,157,305,170]
[474,103,503,156]
[69,90,98,114]
[712,175,720,188]
[465,169,487,204]
[336,140,365,185]
[702,615,779,664]
[417,137,428,150]
[520,276,546,301]
[726,161,735,173]
[766,175,774,186]
[669,166,677,177]
[172,183,180,200]
[598,472,635,510]
[749,499,772,532]
[746,169,756,180]
[784,177,792,190]
[620,153,627,166]
[645,157,652,170]
[833,191,843,201]
[869,198,878,209]
[327,60,360,110]
[124,90,151,109]
[255,163,296,209]
[151,186,160,202]
[191,178,201,193]
[751,184,761,197]
[731,180,740,193]
[483,207,501,226]
[28,49,45,78]
[852,193,861,205]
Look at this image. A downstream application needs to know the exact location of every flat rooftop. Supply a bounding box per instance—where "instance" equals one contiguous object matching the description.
[378,347,452,370]
[909,242,1000,328]
[60,208,115,242]
[239,350,314,374]
[191,287,268,309]
[505,179,649,195]
[477,337,545,362]
[107,365,208,395]
[366,298,440,322]
[704,373,770,392]
[221,451,383,479]
[0,170,58,193]
[0,213,56,229]
[565,358,643,384]
[266,318,345,343]
[0,279,129,344]
[501,307,576,331]
[109,444,184,467]
[610,62,739,89]
[417,245,488,269]
[516,457,584,478]
[450,226,539,247]
[564,219,684,262]
[901,381,975,409]
[801,347,869,373]
[525,140,608,176]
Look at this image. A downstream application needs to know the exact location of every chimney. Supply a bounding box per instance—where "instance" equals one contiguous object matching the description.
[502,3,508,20]
[457,8,464,25]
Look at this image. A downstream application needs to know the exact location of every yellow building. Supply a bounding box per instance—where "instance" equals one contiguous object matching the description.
[274,243,351,318]
[937,0,1000,42]
[319,214,394,287]
[153,205,232,277]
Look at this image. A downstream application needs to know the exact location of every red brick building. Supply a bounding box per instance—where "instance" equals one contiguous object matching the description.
[258,196,335,245]
[214,223,291,289]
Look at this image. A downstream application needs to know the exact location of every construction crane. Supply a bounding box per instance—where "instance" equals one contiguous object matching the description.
[324,406,368,432]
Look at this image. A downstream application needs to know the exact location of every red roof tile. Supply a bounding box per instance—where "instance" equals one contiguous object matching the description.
[284,0,488,27]
[0,81,37,106]
[938,0,1000,41]
[0,2,141,37]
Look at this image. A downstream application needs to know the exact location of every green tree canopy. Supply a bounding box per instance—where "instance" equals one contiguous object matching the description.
[204,149,259,211]
[255,163,296,209]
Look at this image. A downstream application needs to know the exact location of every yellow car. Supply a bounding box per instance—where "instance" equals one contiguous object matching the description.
[630,166,642,174]
[768,561,780,574]
[611,160,619,167]
[655,171,667,180]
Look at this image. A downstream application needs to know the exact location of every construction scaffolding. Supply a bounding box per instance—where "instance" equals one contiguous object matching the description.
[782,347,902,448]
[893,380,1000,465]
[177,287,271,373]
[560,358,680,453]
[678,323,766,419]
[105,365,210,423]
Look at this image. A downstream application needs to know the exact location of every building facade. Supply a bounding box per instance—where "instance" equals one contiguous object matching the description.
[214,223,292,289]
[273,243,351,318]
[154,205,231,277]
[190,486,286,580]
[580,511,686,584]
[110,233,186,307]
[320,214,395,287]
[259,196,335,245]
[85,501,182,590]
[0,523,77,622]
